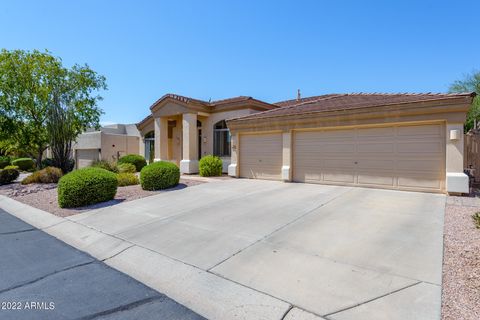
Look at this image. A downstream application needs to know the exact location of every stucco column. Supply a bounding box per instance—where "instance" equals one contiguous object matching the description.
[446,123,468,193]
[228,132,239,177]
[180,113,198,174]
[154,117,168,161]
[282,131,292,181]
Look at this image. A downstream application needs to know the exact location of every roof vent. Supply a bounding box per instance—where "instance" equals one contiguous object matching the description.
[297,89,301,101]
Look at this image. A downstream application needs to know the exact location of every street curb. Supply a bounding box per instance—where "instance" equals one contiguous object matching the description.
[0,195,291,320]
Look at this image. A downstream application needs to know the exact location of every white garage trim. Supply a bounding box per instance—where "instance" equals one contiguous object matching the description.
[239,132,283,180]
[292,121,446,193]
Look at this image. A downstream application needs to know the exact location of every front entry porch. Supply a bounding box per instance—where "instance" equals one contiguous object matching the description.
[154,113,204,174]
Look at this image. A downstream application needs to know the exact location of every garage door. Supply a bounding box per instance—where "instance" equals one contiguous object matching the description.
[293,123,445,192]
[76,149,100,169]
[239,133,282,180]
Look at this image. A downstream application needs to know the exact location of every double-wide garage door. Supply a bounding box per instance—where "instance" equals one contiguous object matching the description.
[239,123,446,192]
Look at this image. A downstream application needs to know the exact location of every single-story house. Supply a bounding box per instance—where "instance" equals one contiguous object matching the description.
[73,124,141,168]
[78,91,475,194]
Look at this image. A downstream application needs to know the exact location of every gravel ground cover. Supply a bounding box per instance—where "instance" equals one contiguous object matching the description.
[0,179,203,217]
[442,196,480,320]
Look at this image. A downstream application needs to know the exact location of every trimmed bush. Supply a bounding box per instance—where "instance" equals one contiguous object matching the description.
[11,158,35,171]
[21,167,63,185]
[0,168,20,185]
[58,167,118,208]
[199,155,223,177]
[140,161,180,191]
[117,172,139,186]
[0,156,10,169]
[4,165,18,170]
[91,160,118,173]
[118,163,136,174]
[118,154,147,172]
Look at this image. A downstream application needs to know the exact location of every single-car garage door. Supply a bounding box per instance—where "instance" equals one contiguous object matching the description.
[76,149,100,169]
[240,133,282,180]
[293,123,445,192]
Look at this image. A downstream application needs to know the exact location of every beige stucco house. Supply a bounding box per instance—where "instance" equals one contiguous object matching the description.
[77,91,475,195]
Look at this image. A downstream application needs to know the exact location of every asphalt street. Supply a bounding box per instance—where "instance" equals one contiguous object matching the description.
[0,208,204,320]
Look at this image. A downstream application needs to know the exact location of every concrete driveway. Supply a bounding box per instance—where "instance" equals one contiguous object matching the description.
[66,179,444,319]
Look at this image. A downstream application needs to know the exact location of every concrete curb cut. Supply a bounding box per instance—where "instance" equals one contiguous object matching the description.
[0,195,291,320]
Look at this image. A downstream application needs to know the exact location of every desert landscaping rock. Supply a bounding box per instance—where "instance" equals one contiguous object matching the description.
[442,197,480,320]
[0,179,203,217]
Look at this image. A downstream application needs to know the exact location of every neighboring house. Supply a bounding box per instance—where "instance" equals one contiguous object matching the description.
[73,124,141,168]
[136,94,276,173]
[226,92,476,194]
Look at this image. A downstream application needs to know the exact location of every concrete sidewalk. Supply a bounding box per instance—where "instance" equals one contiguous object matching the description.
[0,208,204,320]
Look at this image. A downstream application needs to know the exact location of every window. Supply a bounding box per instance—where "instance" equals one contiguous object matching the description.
[213,120,231,157]
[144,131,155,163]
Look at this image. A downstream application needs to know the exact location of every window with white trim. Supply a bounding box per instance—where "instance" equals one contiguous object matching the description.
[213,120,231,157]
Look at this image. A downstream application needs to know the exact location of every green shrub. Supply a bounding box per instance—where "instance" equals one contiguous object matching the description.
[21,167,63,185]
[0,156,10,169]
[4,165,18,170]
[118,154,147,172]
[91,160,118,173]
[58,167,118,208]
[199,155,223,177]
[473,212,480,229]
[0,168,20,185]
[140,161,180,190]
[11,158,35,171]
[118,163,136,174]
[117,172,139,186]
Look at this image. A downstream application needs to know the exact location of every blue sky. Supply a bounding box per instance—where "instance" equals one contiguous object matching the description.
[1,0,479,124]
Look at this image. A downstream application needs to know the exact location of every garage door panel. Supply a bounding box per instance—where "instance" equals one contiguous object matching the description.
[397,159,443,172]
[397,141,443,154]
[76,149,99,169]
[323,159,355,169]
[357,159,394,170]
[293,123,445,192]
[357,172,395,186]
[357,126,395,138]
[240,133,282,180]
[357,143,394,153]
[323,171,355,183]
[397,124,443,137]
[398,173,443,190]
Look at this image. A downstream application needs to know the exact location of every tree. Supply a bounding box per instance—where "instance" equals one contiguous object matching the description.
[46,96,76,173]
[449,71,480,132]
[0,49,106,167]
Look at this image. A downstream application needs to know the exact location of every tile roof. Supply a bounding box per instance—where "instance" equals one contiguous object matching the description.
[229,92,476,122]
[138,94,277,127]
[148,94,272,110]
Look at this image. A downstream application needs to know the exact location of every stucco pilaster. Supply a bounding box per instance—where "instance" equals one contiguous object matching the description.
[446,122,468,193]
[180,113,198,173]
[154,117,168,161]
[282,131,292,181]
[228,133,239,177]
